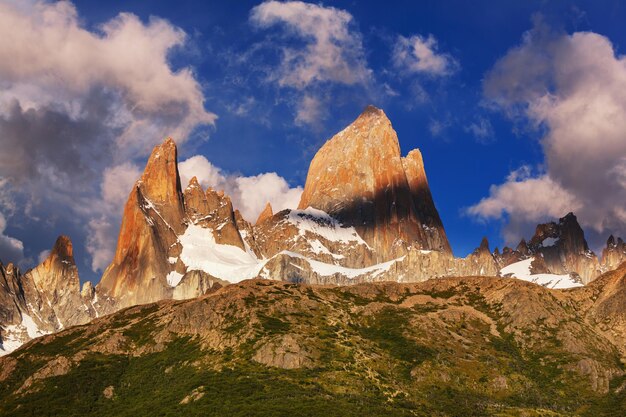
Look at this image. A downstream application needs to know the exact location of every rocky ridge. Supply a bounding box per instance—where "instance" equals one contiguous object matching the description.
[2,105,626,355]
[2,264,626,415]
[0,237,107,356]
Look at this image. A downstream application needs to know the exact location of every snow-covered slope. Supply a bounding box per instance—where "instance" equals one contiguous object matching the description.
[178,223,265,283]
[0,313,50,356]
[174,214,404,284]
[500,258,583,289]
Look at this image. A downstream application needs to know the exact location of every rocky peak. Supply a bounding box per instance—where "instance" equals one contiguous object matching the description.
[191,187,245,250]
[602,234,626,272]
[524,213,600,283]
[140,138,183,206]
[402,149,451,254]
[184,176,210,222]
[297,105,448,261]
[256,202,274,225]
[30,235,79,293]
[98,138,187,306]
[476,237,491,255]
[516,239,530,256]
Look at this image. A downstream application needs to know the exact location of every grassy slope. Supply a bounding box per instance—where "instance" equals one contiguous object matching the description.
[1,279,625,417]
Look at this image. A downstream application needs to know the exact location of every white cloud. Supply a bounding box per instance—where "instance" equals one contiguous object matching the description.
[295,95,325,126]
[234,173,303,221]
[86,216,116,273]
[38,249,51,264]
[468,167,581,222]
[465,117,495,143]
[0,1,216,272]
[469,21,626,245]
[0,212,24,264]
[249,1,371,126]
[179,155,302,222]
[392,34,457,76]
[250,0,371,89]
[179,156,227,191]
[101,163,143,211]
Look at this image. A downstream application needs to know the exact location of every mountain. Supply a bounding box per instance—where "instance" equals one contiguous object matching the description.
[2,105,625,354]
[495,213,603,286]
[2,264,626,416]
[0,236,105,356]
[97,138,187,307]
[298,105,451,260]
[602,235,626,272]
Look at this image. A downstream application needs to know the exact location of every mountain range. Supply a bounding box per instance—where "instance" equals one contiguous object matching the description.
[1,106,626,415]
[2,105,625,355]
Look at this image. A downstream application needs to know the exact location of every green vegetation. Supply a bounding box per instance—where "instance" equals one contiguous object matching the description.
[1,282,625,417]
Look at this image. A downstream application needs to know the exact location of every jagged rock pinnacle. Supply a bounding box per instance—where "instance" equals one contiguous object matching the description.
[298,105,450,260]
[256,202,274,225]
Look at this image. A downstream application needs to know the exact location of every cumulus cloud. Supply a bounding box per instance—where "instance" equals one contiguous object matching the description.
[469,20,626,246]
[179,155,302,222]
[392,34,457,76]
[0,212,24,264]
[250,0,371,88]
[468,167,581,222]
[0,1,215,272]
[249,1,371,125]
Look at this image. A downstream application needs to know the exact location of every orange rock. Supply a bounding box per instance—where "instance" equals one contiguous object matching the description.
[255,202,274,225]
[298,105,449,261]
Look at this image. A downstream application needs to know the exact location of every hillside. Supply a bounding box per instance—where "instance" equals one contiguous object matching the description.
[2,265,626,416]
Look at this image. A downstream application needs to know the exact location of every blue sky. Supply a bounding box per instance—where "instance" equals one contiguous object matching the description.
[1,0,626,283]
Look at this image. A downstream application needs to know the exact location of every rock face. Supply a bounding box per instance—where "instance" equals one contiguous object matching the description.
[255,203,273,225]
[494,213,601,284]
[98,138,252,308]
[402,149,451,253]
[0,236,100,356]
[601,235,626,272]
[98,138,187,307]
[23,236,97,328]
[528,212,600,283]
[298,106,451,261]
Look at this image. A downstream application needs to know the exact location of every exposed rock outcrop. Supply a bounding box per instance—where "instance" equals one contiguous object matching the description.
[98,138,186,306]
[298,105,450,261]
[602,235,626,272]
[0,236,100,356]
[255,202,274,225]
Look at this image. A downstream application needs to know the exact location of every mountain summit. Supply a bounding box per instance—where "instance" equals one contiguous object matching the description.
[3,106,625,355]
[298,105,451,260]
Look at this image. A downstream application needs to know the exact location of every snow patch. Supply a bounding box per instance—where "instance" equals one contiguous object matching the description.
[286,207,369,247]
[280,251,402,279]
[0,313,50,356]
[500,258,583,289]
[308,239,345,259]
[179,224,265,283]
[167,270,184,287]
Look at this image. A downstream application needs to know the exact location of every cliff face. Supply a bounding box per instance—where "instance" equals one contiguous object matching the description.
[2,105,625,356]
[98,138,186,306]
[601,235,626,272]
[298,106,451,261]
[97,138,253,308]
[0,236,100,356]
[402,149,451,253]
[493,213,602,285]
